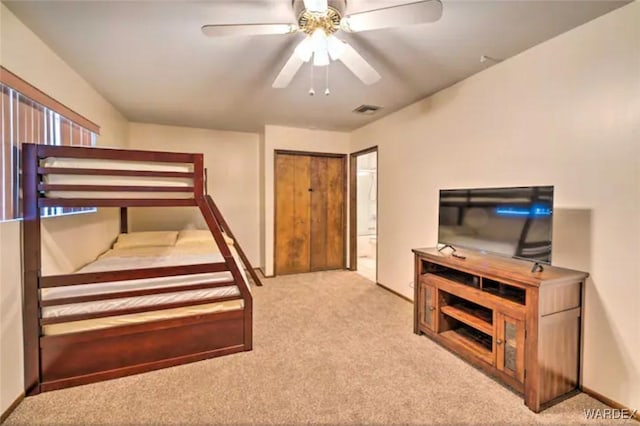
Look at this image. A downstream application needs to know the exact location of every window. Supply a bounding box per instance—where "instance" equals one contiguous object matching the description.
[1,67,100,221]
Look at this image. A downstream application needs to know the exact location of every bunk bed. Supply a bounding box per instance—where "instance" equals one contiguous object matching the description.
[22,143,262,395]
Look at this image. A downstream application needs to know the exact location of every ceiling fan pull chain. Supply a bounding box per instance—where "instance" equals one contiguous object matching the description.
[309,64,315,96]
[325,65,330,96]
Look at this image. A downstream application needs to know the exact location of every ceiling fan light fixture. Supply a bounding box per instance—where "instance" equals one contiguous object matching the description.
[313,49,330,66]
[311,28,328,51]
[294,37,314,62]
[310,28,330,66]
[327,35,346,60]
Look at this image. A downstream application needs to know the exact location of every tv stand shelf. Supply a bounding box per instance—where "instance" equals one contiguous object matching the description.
[413,247,588,413]
[440,305,493,335]
[440,329,493,365]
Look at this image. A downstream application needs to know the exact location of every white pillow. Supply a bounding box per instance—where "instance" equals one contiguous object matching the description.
[176,229,234,246]
[113,231,178,249]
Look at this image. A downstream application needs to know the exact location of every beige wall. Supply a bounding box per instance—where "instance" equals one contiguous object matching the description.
[1,2,129,274]
[351,2,640,410]
[262,125,351,276]
[0,3,128,414]
[127,123,260,265]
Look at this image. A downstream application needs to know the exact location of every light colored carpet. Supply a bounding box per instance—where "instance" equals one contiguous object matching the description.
[5,271,629,425]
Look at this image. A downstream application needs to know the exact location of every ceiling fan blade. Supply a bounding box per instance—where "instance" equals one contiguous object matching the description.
[202,23,298,37]
[272,53,306,88]
[303,0,328,15]
[341,0,443,33]
[338,44,380,85]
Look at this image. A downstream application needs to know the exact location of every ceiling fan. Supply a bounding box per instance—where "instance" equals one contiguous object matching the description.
[202,0,443,90]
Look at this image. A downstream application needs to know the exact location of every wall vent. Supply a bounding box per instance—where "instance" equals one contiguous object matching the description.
[353,104,382,115]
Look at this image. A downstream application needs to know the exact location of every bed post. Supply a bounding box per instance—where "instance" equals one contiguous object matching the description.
[22,143,41,395]
[193,154,253,351]
[120,207,128,233]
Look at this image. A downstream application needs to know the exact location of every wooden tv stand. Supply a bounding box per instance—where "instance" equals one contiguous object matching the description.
[412,247,588,412]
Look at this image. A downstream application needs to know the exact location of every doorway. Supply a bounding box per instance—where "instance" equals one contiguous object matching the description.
[274,150,347,275]
[349,147,377,282]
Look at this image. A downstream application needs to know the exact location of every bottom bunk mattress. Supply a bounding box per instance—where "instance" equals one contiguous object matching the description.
[41,244,249,336]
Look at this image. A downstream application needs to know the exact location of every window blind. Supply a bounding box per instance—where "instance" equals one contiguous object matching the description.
[1,67,100,221]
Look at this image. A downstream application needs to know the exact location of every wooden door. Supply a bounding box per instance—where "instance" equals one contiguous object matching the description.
[309,157,328,271]
[311,156,345,270]
[275,154,311,274]
[275,152,345,275]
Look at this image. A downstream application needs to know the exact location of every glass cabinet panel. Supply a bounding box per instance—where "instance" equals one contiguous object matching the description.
[504,321,517,373]
[496,313,525,383]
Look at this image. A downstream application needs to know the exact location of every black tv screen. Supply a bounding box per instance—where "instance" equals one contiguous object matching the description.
[438,186,553,263]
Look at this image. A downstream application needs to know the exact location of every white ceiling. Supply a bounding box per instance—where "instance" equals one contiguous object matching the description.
[4,0,629,132]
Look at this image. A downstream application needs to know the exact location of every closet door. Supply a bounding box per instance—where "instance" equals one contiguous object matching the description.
[275,152,345,275]
[323,156,345,270]
[309,157,328,271]
[275,154,311,274]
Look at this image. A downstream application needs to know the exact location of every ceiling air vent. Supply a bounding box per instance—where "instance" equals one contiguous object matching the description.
[353,104,382,115]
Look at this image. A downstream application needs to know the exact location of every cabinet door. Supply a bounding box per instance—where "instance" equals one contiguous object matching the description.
[418,283,436,332]
[495,312,525,383]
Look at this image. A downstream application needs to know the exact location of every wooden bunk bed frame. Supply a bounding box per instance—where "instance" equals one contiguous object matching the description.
[22,143,262,395]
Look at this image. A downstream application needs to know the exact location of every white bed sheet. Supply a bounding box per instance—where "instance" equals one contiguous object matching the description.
[41,251,231,300]
[42,285,240,319]
[41,271,232,301]
[84,246,251,289]
[41,245,250,321]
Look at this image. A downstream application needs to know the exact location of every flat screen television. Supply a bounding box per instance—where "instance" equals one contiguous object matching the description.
[438,186,553,263]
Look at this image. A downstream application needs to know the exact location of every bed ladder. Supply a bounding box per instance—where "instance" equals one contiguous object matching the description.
[205,195,263,287]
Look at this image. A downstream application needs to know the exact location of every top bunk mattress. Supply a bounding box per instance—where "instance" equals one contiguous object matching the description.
[41,157,194,173]
[41,157,194,199]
